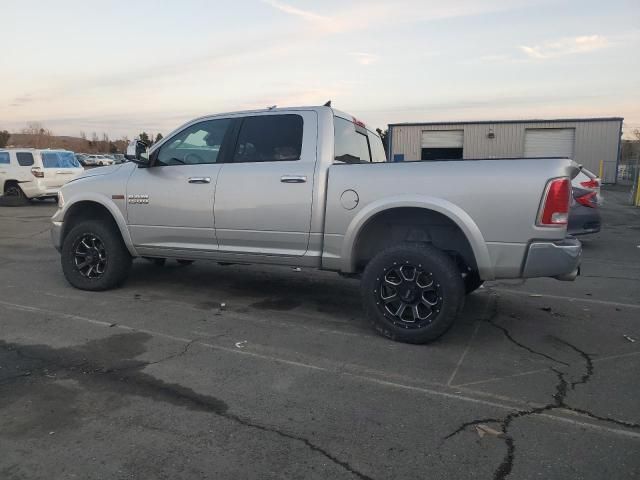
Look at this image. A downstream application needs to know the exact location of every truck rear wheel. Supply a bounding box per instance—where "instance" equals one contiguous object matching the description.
[61,220,132,291]
[361,244,464,344]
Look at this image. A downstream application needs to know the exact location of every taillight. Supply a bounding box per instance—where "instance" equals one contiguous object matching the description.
[31,167,44,178]
[580,179,600,189]
[576,191,597,208]
[537,178,570,226]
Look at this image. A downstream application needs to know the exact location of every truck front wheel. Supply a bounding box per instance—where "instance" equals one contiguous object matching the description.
[61,220,132,291]
[361,244,464,344]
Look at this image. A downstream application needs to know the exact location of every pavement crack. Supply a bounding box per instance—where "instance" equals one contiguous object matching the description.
[565,407,640,429]
[144,338,199,368]
[443,294,638,479]
[0,334,374,480]
[551,337,594,390]
[483,295,569,367]
[219,412,375,480]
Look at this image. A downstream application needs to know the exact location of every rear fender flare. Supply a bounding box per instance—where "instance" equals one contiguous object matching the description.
[343,195,494,280]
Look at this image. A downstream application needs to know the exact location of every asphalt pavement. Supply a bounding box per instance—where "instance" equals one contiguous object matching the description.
[1,186,639,479]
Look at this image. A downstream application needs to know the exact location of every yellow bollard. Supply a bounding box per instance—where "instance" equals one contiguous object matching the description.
[599,159,604,180]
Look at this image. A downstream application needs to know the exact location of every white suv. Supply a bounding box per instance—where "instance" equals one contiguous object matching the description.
[0,149,85,204]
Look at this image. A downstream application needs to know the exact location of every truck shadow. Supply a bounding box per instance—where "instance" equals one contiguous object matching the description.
[126,260,364,323]
[125,259,485,340]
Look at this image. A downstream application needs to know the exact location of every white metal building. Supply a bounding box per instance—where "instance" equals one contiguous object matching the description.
[388,118,623,183]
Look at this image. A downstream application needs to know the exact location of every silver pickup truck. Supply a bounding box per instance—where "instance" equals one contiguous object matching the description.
[51,105,581,343]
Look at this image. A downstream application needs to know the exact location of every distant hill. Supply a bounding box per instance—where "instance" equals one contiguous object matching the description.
[6,133,127,154]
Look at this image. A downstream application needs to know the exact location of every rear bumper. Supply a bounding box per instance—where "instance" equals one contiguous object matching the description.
[20,182,60,199]
[522,237,582,281]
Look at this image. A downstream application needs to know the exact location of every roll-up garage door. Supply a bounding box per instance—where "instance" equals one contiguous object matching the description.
[524,128,575,158]
[421,130,464,160]
[421,130,464,148]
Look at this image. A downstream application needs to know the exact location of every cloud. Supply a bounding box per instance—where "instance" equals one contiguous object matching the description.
[520,35,609,59]
[350,52,380,66]
[9,94,35,107]
[261,0,330,22]
[261,0,544,35]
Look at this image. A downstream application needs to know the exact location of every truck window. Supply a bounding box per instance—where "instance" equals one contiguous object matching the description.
[367,131,387,163]
[16,152,34,166]
[156,119,231,166]
[233,114,303,163]
[334,117,371,163]
[0,152,9,164]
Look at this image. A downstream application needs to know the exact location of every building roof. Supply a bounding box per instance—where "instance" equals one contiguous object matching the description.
[388,117,624,127]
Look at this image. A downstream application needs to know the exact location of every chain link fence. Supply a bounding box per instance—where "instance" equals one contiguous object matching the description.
[617,158,640,206]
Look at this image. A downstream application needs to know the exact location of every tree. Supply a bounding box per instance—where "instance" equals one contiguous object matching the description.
[155,133,163,143]
[139,132,150,145]
[0,130,10,148]
[22,122,51,148]
[376,128,389,157]
[0,130,10,146]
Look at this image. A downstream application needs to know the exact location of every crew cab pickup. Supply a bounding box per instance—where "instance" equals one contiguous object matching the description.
[51,106,581,343]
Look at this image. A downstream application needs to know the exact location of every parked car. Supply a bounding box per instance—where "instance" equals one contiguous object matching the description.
[0,149,84,204]
[112,154,127,163]
[83,155,115,167]
[568,167,602,235]
[75,153,90,166]
[51,105,581,344]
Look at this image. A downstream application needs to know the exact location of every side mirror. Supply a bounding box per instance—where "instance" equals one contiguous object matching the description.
[125,140,150,166]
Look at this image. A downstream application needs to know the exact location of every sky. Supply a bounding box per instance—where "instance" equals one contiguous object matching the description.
[1,0,639,139]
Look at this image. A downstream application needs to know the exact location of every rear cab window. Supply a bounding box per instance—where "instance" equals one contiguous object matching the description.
[334,116,386,163]
[233,114,303,163]
[0,152,9,164]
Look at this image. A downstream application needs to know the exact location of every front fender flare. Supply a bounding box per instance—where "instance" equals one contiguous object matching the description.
[342,195,494,280]
[55,193,138,257]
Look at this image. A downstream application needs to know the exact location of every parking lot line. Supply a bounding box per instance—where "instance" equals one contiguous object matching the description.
[493,288,640,309]
[447,323,481,386]
[2,298,639,440]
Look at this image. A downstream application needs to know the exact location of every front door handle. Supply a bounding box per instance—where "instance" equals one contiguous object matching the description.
[280,175,307,183]
[188,177,211,184]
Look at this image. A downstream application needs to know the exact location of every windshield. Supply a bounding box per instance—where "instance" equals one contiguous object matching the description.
[41,151,81,168]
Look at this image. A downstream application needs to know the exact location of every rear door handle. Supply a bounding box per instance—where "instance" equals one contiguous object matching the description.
[280,175,307,183]
[188,177,211,184]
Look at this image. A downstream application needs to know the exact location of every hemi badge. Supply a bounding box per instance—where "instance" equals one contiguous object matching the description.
[112,195,125,200]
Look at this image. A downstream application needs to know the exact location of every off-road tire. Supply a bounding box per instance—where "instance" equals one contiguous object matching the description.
[61,220,132,291]
[361,244,464,344]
